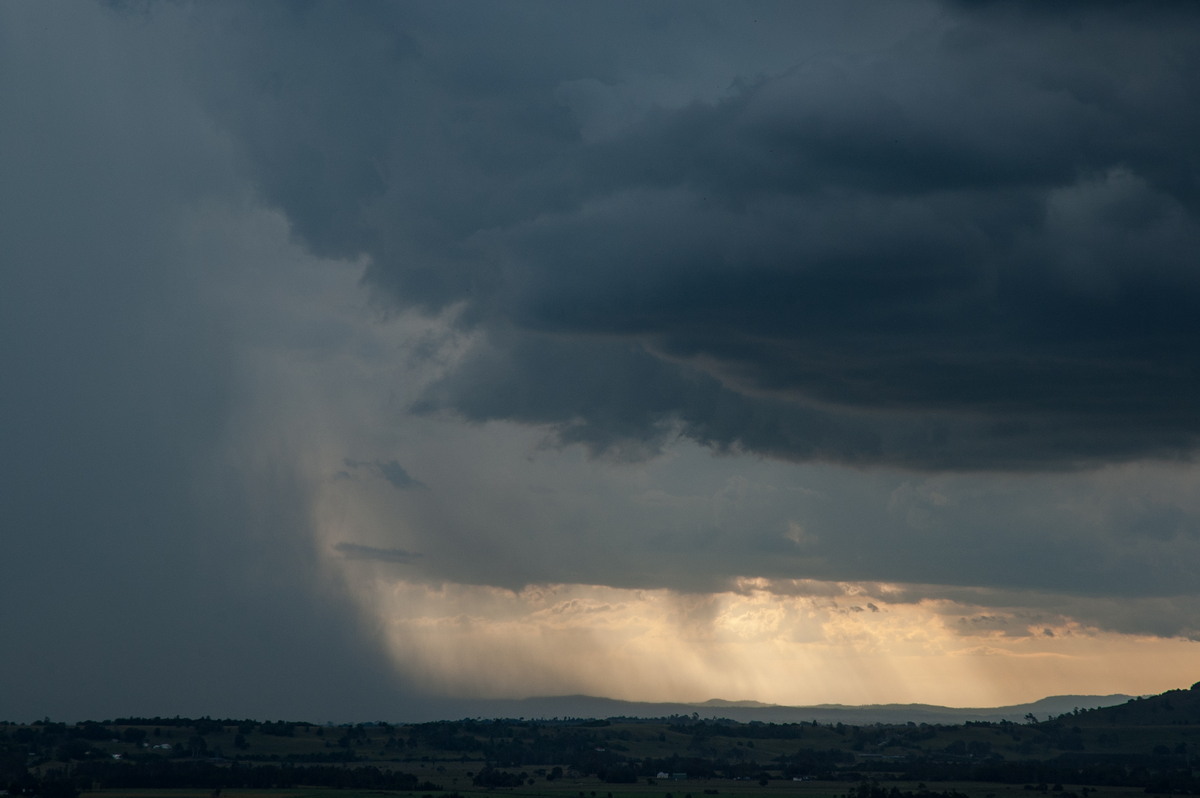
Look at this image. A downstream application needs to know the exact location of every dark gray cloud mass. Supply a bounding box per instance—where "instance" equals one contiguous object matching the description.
[344,458,423,489]
[334,542,423,564]
[182,0,1200,471]
[4,0,1200,721]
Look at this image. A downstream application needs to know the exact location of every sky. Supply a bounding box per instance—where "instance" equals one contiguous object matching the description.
[2,0,1200,723]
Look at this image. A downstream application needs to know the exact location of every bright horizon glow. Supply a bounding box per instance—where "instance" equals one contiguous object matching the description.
[338,574,1197,708]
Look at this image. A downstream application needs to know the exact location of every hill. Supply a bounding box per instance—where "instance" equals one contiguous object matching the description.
[1071,681,1200,726]
[432,692,1134,725]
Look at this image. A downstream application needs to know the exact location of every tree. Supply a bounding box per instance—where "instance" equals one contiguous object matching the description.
[56,739,91,762]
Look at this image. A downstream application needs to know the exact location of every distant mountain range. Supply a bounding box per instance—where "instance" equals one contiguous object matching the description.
[424,692,1135,725]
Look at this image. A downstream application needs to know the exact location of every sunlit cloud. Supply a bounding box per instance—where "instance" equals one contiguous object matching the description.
[325,573,1199,708]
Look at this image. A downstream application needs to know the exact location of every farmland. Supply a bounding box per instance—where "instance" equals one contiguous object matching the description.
[4,684,1200,798]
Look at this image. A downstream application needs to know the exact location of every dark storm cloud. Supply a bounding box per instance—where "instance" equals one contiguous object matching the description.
[334,542,423,564]
[344,458,423,489]
[377,460,420,489]
[5,1,1198,714]
[188,0,1200,471]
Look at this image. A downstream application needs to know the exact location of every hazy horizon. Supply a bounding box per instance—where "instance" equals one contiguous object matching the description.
[0,689,1143,727]
[3,1,1199,723]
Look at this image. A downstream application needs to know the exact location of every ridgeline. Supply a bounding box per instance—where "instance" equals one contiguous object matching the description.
[4,683,1199,798]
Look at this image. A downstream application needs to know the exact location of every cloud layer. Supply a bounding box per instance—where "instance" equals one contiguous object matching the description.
[3,0,1199,719]
[198,1,1200,470]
